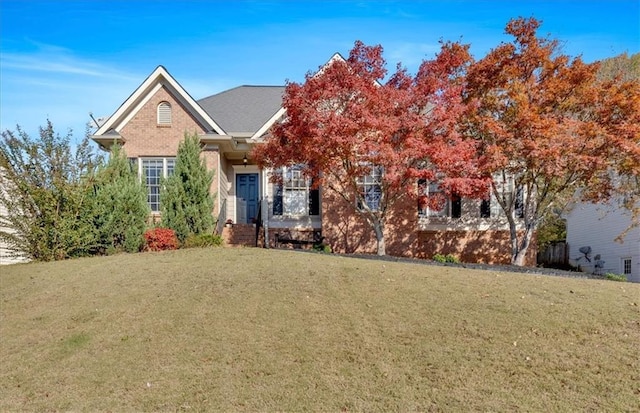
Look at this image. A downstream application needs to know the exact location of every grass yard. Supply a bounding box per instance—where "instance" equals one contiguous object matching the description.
[1,248,639,412]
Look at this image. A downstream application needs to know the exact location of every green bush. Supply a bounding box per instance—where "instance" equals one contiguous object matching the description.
[312,243,332,253]
[432,253,460,264]
[90,144,149,254]
[605,273,627,282]
[161,133,215,242]
[182,233,224,248]
[0,121,103,261]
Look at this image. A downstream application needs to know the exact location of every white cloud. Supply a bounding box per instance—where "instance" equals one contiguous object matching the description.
[0,43,142,142]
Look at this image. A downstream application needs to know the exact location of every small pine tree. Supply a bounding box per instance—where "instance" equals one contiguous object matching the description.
[161,133,214,242]
[91,144,150,254]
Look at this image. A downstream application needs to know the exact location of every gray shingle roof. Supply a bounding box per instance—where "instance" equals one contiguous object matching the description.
[197,86,285,135]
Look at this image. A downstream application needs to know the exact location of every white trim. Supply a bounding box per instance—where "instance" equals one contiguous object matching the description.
[216,150,221,216]
[95,66,226,136]
[251,107,286,140]
[232,165,261,223]
[313,52,347,78]
[136,157,176,213]
[117,83,162,133]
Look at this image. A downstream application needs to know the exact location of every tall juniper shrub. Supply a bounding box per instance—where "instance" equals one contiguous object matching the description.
[161,133,215,243]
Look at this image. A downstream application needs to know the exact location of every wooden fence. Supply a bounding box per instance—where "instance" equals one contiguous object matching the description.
[537,241,568,267]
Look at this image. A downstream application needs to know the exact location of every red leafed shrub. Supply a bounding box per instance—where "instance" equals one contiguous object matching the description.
[143,228,179,251]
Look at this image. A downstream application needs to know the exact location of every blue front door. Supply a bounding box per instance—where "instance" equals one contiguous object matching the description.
[236,173,259,224]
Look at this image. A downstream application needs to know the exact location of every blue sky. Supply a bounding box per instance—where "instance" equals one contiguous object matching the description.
[1,0,638,142]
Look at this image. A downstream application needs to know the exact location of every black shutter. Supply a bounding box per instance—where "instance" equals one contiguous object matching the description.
[480,199,491,218]
[273,183,283,216]
[309,188,320,216]
[451,194,462,218]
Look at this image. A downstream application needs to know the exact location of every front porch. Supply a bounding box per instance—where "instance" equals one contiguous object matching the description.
[217,196,322,249]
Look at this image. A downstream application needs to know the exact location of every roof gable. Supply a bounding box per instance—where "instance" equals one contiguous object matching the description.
[196,54,347,139]
[94,66,226,137]
[198,86,285,138]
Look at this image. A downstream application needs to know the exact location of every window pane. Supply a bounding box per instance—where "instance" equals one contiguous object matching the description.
[280,165,311,216]
[515,187,524,218]
[284,190,307,215]
[142,159,163,212]
[358,165,383,211]
[166,158,175,177]
[365,185,381,211]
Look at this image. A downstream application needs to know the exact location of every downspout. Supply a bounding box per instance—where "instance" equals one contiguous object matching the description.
[262,170,269,248]
[217,149,221,217]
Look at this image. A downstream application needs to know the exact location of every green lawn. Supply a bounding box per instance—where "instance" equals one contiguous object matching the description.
[1,248,638,412]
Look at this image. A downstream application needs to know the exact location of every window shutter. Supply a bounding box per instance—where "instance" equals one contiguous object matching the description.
[157,102,172,125]
[451,195,462,218]
[273,183,283,216]
[309,188,320,216]
[480,199,491,218]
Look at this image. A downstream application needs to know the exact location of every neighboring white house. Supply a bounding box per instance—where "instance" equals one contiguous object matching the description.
[0,201,30,265]
[0,169,29,265]
[565,201,639,282]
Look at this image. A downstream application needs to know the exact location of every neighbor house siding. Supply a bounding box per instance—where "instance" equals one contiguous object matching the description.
[566,202,640,282]
[0,171,29,265]
[0,201,29,265]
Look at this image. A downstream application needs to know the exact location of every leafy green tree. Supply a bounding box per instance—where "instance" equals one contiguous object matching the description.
[91,144,150,254]
[0,121,103,261]
[536,209,567,250]
[161,133,214,242]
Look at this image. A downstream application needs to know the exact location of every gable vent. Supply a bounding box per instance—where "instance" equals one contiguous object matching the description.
[157,102,172,125]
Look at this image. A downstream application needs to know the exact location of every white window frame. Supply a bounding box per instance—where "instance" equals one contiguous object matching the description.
[356,165,383,212]
[418,180,447,217]
[157,101,172,125]
[272,165,318,216]
[283,166,309,216]
[417,179,462,219]
[132,157,175,212]
[482,173,524,219]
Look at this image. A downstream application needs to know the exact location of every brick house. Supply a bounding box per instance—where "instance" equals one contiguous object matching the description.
[92,64,535,265]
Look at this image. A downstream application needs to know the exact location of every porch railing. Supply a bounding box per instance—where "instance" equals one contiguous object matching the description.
[214,198,227,235]
[254,197,271,248]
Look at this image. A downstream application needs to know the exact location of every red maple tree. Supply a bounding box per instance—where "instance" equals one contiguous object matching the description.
[254,41,488,255]
[463,17,640,265]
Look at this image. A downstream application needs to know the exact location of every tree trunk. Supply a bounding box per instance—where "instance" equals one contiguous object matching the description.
[513,248,528,266]
[373,221,386,256]
[511,224,535,266]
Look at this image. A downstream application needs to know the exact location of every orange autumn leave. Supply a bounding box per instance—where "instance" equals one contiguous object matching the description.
[464,17,640,265]
[254,19,639,262]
